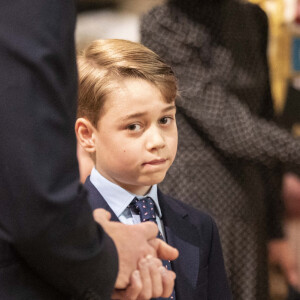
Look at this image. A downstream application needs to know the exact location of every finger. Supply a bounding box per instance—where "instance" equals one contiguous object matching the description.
[160,267,176,298]
[277,245,299,287]
[147,255,163,268]
[149,238,179,261]
[138,221,159,240]
[111,271,142,300]
[147,257,163,298]
[282,258,299,287]
[125,270,142,300]
[138,258,152,300]
[93,208,111,224]
[287,269,299,288]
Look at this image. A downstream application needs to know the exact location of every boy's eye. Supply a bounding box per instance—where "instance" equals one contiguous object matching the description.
[127,124,141,131]
[159,117,172,125]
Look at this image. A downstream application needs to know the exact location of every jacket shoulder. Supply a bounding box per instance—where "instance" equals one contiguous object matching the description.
[161,192,217,233]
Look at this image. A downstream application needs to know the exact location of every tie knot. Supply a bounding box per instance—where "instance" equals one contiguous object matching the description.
[129,197,157,223]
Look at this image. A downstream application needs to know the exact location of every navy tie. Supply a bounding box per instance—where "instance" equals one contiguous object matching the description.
[129,197,176,300]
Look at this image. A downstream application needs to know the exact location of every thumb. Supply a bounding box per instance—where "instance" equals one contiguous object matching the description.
[149,238,179,261]
[93,208,112,225]
[282,257,299,287]
[279,249,299,287]
[287,268,299,288]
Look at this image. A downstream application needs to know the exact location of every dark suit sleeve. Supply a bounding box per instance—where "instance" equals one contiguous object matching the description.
[0,1,117,298]
[207,219,232,299]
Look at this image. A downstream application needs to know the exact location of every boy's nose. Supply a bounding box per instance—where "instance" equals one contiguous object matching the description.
[146,126,166,151]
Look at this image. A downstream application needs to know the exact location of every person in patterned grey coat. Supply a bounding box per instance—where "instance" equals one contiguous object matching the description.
[141,0,300,298]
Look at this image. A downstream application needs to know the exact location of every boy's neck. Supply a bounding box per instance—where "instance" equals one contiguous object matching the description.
[131,185,152,196]
[94,168,152,196]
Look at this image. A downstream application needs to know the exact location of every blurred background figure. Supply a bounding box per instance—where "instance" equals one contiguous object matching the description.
[283,173,300,299]
[76,0,300,299]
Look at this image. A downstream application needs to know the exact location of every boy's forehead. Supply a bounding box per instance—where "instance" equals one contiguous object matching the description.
[100,78,175,117]
[104,77,170,103]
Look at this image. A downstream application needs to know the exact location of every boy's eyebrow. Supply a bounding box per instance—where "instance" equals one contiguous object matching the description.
[162,105,176,113]
[122,105,176,121]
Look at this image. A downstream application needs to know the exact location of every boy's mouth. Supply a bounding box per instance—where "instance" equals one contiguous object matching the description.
[142,158,167,165]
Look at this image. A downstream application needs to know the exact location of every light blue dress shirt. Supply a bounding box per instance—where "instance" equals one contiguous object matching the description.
[90,167,166,240]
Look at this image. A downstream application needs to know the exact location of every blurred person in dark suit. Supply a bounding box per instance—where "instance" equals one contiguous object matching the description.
[141,0,300,298]
[0,1,178,299]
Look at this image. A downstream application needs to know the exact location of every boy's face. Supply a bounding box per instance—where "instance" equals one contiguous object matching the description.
[93,78,177,195]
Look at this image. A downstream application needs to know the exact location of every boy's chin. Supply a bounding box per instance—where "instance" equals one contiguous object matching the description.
[142,173,167,186]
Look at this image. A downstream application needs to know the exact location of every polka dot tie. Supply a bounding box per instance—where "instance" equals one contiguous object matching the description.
[129,197,176,300]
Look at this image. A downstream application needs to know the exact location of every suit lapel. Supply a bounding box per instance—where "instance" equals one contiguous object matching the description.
[158,190,200,299]
[84,180,200,298]
[84,177,119,222]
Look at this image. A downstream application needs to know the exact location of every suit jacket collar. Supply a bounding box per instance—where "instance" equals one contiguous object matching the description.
[84,177,200,299]
[84,176,119,221]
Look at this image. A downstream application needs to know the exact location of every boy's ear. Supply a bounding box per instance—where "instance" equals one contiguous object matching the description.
[75,118,97,153]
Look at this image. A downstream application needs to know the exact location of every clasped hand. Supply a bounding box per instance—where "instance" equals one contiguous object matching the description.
[94,209,179,300]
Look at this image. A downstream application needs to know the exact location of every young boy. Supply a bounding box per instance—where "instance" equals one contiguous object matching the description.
[75,39,231,299]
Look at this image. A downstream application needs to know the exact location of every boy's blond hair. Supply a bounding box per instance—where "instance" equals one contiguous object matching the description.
[77,39,178,126]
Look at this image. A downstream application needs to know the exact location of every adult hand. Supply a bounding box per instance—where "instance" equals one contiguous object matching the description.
[111,256,176,300]
[93,209,179,289]
[268,239,299,289]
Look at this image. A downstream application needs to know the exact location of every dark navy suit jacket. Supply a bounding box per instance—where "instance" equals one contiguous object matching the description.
[0,1,117,299]
[85,177,232,300]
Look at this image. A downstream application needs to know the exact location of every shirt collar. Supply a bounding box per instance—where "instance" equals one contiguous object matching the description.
[90,167,162,218]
